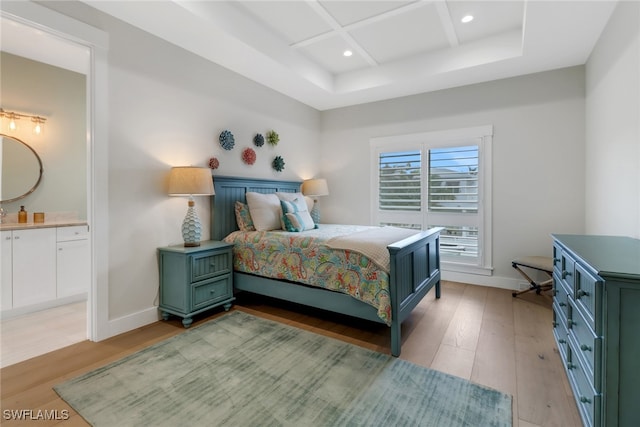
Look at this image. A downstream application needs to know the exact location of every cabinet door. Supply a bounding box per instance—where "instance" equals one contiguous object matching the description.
[57,238,90,298]
[1,231,12,310]
[12,228,57,308]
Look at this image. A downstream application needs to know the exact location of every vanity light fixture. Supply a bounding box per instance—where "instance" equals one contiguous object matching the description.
[0,108,47,135]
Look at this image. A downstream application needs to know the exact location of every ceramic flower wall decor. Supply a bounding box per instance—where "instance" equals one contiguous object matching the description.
[219,130,235,150]
[242,148,257,165]
[208,157,220,169]
[272,155,285,172]
[266,130,279,146]
[253,133,264,147]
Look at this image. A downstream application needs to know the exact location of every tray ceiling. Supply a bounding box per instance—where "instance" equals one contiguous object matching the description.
[79,1,616,110]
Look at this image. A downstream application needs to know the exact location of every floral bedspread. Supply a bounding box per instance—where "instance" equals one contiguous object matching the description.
[223,224,393,325]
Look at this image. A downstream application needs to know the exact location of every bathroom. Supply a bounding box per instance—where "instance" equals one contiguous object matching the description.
[1,37,90,366]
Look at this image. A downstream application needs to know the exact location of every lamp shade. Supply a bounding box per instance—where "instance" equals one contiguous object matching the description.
[302,179,329,197]
[168,167,214,196]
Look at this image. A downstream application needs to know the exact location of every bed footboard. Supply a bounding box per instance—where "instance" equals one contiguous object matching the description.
[388,227,443,356]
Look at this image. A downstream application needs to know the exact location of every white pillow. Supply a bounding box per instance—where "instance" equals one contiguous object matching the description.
[245,192,282,231]
[276,192,314,212]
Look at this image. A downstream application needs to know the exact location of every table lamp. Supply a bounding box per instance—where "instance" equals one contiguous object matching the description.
[302,178,329,224]
[168,166,214,247]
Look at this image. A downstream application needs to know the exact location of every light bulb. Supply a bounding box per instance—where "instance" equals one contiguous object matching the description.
[8,118,17,131]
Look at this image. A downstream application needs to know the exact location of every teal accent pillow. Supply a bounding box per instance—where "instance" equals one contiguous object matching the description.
[280,198,316,232]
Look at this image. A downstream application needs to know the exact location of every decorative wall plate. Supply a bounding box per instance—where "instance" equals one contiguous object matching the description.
[242,148,256,165]
[253,133,264,147]
[266,130,279,146]
[272,155,285,172]
[219,130,235,150]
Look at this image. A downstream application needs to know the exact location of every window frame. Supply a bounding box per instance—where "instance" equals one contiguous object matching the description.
[370,125,493,276]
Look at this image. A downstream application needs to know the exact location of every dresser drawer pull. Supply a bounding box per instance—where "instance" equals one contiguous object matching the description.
[567,319,573,327]
[552,321,558,327]
[210,289,216,294]
[559,302,566,307]
[558,339,566,344]
[553,258,560,265]
[577,289,590,298]
[580,396,592,404]
[567,363,577,370]
[580,344,592,352]
[552,289,558,296]
[562,270,572,279]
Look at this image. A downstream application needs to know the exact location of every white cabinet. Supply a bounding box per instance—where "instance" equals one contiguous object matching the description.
[10,228,57,308]
[1,224,89,315]
[57,225,90,298]
[1,231,13,311]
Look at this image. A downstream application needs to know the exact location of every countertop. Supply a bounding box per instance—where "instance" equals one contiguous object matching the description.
[0,220,88,231]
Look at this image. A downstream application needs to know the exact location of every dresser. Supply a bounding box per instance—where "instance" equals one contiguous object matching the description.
[552,234,640,427]
[158,241,234,328]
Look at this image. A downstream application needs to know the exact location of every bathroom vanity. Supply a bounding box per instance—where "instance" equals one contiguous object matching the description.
[1,221,89,317]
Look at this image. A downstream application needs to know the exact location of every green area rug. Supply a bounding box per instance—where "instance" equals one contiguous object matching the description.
[55,311,512,426]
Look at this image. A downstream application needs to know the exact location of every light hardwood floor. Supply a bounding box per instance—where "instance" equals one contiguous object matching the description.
[0,281,581,426]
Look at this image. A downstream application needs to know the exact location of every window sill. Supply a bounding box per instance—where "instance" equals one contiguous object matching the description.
[441,261,493,276]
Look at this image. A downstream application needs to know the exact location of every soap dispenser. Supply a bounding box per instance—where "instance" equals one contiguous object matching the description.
[18,206,27,223]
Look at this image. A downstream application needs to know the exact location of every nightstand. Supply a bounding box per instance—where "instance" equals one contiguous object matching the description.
[158,241,235,327]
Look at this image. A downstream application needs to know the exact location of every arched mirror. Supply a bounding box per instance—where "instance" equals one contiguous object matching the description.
[1,133,44,203]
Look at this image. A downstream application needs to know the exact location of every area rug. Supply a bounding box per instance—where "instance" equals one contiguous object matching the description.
[55,311,512,426]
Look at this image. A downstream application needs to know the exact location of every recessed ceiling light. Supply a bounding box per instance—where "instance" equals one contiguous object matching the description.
[343,50,353,57]
[461,15,474,23]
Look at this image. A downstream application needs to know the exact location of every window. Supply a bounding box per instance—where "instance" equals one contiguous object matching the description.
[371,126,493,275]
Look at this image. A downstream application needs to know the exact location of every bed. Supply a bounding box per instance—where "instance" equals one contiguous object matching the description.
[211,176,442,356]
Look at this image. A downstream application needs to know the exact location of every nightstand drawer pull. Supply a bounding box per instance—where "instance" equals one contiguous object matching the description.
[580,344,592,352]
[562,270,572,279]
[580,396,592,404]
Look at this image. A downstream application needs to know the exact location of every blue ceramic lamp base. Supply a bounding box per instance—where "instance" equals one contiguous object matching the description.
[181,199,202,247]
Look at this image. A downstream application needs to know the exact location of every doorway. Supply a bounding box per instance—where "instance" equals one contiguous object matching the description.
[0,2,109,362]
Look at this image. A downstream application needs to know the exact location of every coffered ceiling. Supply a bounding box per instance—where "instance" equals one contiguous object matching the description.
[71,1,620,109]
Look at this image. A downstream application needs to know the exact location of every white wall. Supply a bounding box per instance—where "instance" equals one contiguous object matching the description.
[585,1,640,239]
[320,68,586,287]
[42,2,321,323]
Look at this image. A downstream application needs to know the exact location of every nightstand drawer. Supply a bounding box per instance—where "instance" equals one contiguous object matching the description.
[191,250,231,283]
[192,276,232,310]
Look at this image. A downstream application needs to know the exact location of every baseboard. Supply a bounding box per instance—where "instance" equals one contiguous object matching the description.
[441,271,522,290]
[106,306,160,338]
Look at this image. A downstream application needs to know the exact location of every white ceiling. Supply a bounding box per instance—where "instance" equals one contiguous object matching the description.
[6,1,619,111]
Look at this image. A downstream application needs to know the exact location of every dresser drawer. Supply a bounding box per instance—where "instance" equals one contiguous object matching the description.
[568,301,602,390]
[57,225,89,242]
[191,250,231,283]
[567,341,601,427]
[553,304,570,364]
[559,252,575,296]
[191,275,232,310]
[554,273,571,320]
[574,263,602,332]
[552,242,563,276]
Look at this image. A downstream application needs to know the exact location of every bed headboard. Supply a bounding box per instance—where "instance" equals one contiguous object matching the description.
[211,176,302,240]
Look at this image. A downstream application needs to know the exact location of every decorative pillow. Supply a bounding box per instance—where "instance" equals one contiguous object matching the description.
[279,198,316,232]
[234,201,255,231]
[245,192,282,231]
[276,192,314,212]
